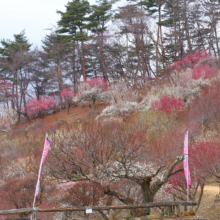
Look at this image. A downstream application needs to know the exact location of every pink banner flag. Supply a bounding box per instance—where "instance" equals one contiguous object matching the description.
[34,136,51,198]
[183,131,191,186]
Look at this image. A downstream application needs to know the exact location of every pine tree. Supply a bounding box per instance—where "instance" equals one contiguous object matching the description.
[88,0,113,81]
[57,0,91,82]
[0,30,32,113]
[41,31,71,101]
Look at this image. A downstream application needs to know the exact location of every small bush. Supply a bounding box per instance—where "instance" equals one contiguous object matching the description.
[86,77,107,91]
[73,77,109,109]
[23,96,55,118]
[152,94,183,113]
[97,102,138,119]
[167,49,209,70]
[192,64,217,79]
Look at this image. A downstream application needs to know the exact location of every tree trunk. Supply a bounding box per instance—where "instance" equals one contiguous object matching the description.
[73,41,77,93]
[214,26,220,57]
[141,180,154,215]
[184,0,192,52]
[57,55,63,105]
[81,40,86,82]
[100,32,108,81]
[158,3,167,68]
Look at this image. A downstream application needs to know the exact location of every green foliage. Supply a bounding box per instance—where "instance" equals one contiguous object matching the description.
[89,0,113,34]
[57,0,91,41]
[0,30,31,58]
[0,30,32,79]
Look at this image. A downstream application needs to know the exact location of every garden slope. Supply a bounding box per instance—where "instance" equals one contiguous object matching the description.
[12,102,220,220]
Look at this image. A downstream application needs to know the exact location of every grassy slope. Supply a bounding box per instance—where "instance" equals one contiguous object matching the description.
[12,103,220,220]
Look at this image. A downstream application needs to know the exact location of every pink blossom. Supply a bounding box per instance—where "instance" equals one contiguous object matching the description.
[60,89,74,103]
[152,94,183,113]
[167,49,210,70]
[23,96,55,118]
[86,77,108,91]
[192,65,216,79]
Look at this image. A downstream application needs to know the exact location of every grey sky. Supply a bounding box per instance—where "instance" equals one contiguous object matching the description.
[0,0,87,47]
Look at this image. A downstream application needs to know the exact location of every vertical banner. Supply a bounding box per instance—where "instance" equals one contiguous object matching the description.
[34,134,51,200]
[183,131,191,186]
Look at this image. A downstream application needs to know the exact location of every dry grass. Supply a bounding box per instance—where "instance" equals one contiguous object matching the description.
[197,184,220,219]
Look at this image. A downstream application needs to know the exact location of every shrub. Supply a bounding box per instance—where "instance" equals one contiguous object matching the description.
[167,49,210,70]
[97,82,139,119]
[152,94,183,113]
[61,89,74,103]
[109,82,138,104]
[86,77,107,91]
[97,102,138,119]
[61,89,74,114]
[192,64,217,79]
[23,96,55,118]
[73,77,109,109]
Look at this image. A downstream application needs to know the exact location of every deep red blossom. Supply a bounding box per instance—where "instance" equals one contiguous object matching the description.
[152,94,184,113]
[167,49,210,70]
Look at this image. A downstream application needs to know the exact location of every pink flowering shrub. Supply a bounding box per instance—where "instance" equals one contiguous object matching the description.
[167,49,210,70]
[61,89,74,103]
[23,96,55,118]
[86,77,108,91]
[192,64,217,79]
[61,89,75,114]
[152,94,183,113]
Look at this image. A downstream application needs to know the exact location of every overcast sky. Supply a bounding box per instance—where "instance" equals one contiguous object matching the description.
[0,0,95,47]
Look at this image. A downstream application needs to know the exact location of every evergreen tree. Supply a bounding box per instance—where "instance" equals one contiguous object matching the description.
[88,0,113,81]
[57,0,91,82]
[41,31,71,101]
[0,30,32,115]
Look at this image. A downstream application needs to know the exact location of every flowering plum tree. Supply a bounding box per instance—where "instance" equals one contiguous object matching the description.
[73,77,108,109]
[167,49,210,70]
[86,77,107,91]
[23,96,55,118]
[48,121,184,216]
[152,94,184,113]
[61,89,74,115]
[167,166,205,211]
[192,65,217,80]
[191,141,220,182]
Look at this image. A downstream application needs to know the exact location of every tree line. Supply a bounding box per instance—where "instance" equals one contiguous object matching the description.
[1,0,220,118]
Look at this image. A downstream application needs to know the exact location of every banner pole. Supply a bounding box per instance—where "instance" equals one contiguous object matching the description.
[187,167,189,211]
[30,133,48,220]
[186,131,189,211]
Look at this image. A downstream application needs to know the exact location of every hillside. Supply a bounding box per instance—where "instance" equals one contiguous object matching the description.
[1,51,220,220]
[4,100,220,220]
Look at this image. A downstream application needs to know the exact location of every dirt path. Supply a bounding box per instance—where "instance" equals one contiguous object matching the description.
[197,184,220,220]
